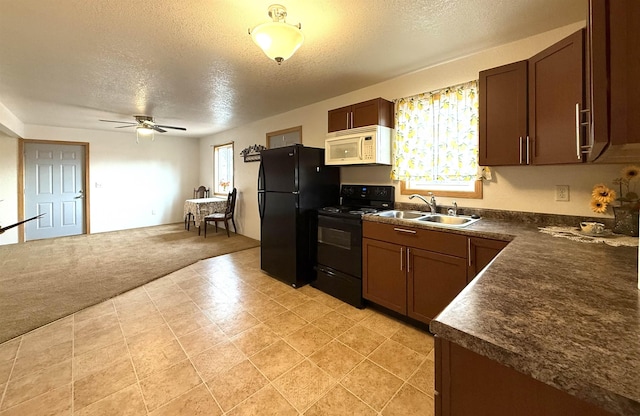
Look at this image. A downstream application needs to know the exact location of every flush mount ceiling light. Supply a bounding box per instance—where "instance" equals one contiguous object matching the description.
[248,4,304,65]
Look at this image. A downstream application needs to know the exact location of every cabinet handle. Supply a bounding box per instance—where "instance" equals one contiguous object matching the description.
[407,248,411,273]
[579,107,592,154]
[467,238,472,267]
[393,228,417,234]
[575,103,581,160]
[519,136,523,164]
[346,113,350,129]
[350,112,354,129]
[400,247,404,271]
[526,136,530,164]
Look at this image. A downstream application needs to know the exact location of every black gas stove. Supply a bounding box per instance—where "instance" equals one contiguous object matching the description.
[314,185,394,308]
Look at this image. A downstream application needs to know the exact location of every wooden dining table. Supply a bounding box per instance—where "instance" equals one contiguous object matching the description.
[184,197,227,230]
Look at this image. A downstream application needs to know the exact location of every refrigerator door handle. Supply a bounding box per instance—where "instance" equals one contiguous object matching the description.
[258,192,265,220]
[257,161,265,192]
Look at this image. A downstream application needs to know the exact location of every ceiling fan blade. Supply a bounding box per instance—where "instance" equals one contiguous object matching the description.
[151,126,167,133]
[99,119,137,125]
[114,125,136,129]
[155,124,187,131]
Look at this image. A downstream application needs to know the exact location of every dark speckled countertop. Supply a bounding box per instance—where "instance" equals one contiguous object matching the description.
[363,210,639,416]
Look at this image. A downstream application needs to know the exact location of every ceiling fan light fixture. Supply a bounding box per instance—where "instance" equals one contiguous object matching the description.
[136,126,154,143]
[99,116,186,142]
[249,4,304,65]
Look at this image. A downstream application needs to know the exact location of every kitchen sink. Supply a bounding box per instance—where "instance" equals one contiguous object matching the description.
[417,214,480,227]
[375,210,480,227]
[375,210,428,220]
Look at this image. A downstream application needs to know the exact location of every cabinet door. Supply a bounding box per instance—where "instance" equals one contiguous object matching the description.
[479,61,528,166]
[467,238,508,283]
[436,339,615,416]
[352,98,394,129]
[587,0,640,162]
[328,105,352,132]
[363,238,407,314]
[586,0,608,161]
[609,0,640,148]
[529,29,585,165]
[407,247,467,324]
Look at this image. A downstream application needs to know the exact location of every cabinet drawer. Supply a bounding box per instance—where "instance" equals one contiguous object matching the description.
[363,221,467,258]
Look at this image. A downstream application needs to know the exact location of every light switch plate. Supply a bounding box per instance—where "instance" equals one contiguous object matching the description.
[555,185,569,201]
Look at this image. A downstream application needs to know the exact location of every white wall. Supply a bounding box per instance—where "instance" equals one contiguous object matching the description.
[201,21,634,241]
[0,134,19,245]
[15,125,200,236]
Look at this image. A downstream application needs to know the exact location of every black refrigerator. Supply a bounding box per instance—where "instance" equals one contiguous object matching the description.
[258,145,340,287]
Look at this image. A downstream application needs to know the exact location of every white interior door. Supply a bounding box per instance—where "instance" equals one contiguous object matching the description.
[24,143,85,240]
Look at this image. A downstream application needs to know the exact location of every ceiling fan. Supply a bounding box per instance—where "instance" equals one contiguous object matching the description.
[99,115,187,133]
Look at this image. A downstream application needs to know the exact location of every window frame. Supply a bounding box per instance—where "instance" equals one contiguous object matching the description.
[213,142,234,196]
[400,179,483,199]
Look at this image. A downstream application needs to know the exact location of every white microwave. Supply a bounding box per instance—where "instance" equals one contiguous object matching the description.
[325,125,393,165]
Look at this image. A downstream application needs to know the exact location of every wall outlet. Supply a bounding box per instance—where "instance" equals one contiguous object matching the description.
[555,185,570,201]
[151,210,156,215]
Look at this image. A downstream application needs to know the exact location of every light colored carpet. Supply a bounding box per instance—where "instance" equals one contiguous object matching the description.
[0,223,260,343]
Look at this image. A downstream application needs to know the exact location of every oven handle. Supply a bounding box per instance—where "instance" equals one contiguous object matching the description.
[318,266,338,277]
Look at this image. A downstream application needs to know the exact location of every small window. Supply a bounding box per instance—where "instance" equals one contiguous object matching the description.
[393,80,482,199]
[214,143,233,195]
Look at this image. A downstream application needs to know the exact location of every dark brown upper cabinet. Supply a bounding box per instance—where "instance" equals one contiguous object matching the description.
[479,30,586,166]
[586,0,640,163]
[327,98,394,133]
[529,29,586,165]
[479,61,528,166]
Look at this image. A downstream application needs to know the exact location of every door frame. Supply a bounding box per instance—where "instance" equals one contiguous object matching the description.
[18,139,90,242]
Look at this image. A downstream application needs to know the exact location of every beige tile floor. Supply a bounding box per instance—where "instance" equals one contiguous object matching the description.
[0,247,435,416]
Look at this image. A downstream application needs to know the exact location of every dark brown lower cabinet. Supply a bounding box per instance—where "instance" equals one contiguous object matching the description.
[467,237,509,283]
[408,248,467,323]
[362,238,407,314]
[362,222,506,325]
[435,337,614,416]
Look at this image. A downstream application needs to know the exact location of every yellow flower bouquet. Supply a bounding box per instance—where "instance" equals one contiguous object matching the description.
[590,165,640,236]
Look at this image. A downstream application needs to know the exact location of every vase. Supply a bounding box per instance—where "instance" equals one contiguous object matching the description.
[612,206,639,237]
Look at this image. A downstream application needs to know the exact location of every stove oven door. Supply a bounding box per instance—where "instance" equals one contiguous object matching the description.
[316,214,362,278]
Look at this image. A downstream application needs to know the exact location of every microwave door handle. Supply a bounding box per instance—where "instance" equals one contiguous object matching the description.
[358,137,363,160]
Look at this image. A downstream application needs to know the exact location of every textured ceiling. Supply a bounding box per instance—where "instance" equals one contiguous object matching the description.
[0,0,585,137]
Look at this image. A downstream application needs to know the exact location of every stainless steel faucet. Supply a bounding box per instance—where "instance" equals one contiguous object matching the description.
[448,201,458,216]
[409,193,437,214]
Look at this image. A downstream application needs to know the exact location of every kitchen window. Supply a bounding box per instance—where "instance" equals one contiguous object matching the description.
[213,142,233,195]
[392,80,482,198]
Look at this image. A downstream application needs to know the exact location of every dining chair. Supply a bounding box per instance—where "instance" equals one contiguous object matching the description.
[193,186,209,199]
[203,188,237,237]
[185,185,210,230]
